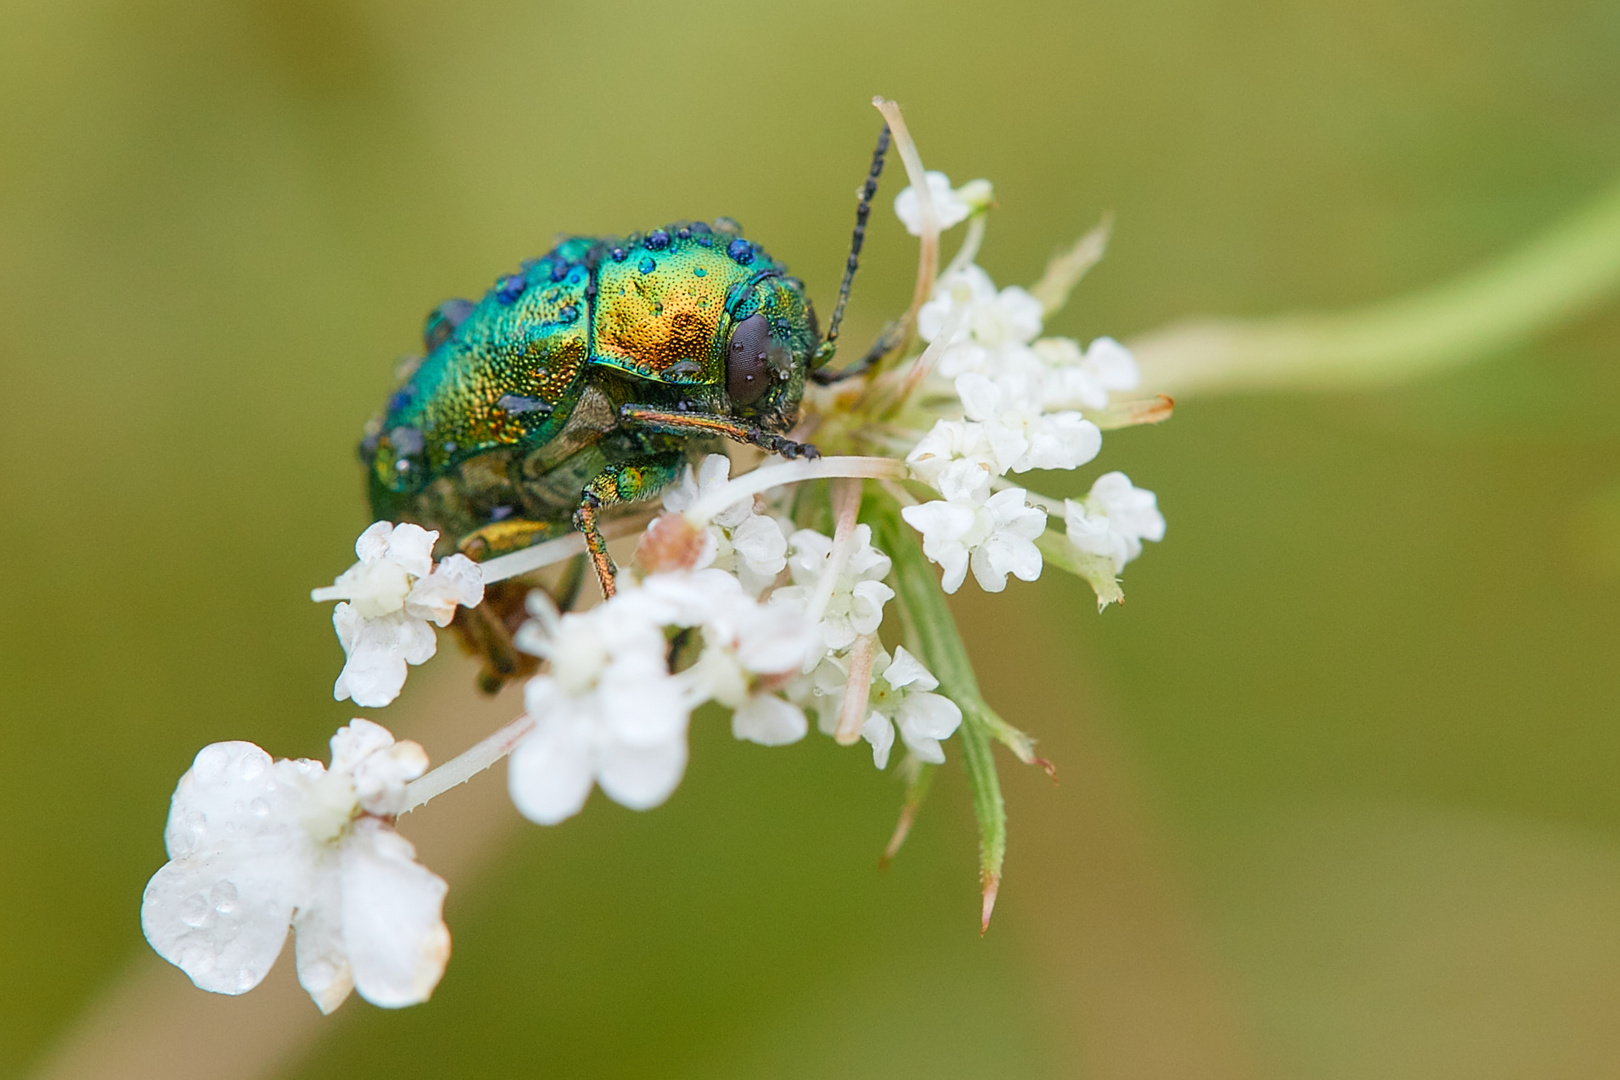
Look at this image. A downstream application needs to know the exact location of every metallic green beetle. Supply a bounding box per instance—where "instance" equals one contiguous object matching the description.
[358,128,891,667]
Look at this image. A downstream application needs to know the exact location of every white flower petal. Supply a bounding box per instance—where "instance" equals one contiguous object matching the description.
[143,857,297,997]
[349,739,429,818]
[507,704,597,825]
[292,858,352,1014]
[881,646,938,693]
[731,514,787,576]
[142,743,312,997]
[339,819,450,1009]
[731,694,809,747]
[597,732,688,811]
[354,521,393,563]
[861,712,895,769]
[898,692,963,745]
[901,500,976,545]
[332,608,417,708]
[383,523,437,579]
[1083,336,1140,390]
[404,553,484,627]
[328,718,395,775]
[847,579,894,637]
[893,171,973,236]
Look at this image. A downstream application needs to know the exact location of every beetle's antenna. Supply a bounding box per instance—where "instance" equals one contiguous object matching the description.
[814,123,890,368]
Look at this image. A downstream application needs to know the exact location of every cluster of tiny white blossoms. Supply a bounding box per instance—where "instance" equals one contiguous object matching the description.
[893,174,1164,604]
[141,105,1172,1012]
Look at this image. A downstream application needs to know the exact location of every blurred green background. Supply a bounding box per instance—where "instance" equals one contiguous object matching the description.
[4,1,1620,1077]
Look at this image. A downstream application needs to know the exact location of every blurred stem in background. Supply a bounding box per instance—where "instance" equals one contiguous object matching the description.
[1131,175,1620,395]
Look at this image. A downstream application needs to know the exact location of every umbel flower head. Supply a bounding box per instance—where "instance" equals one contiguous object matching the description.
[153,97,1173,1013]
[141,720,449,1012]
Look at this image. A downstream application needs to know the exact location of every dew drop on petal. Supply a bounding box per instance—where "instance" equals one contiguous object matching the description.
[193,745,232,781]
[236,754,265,782]
[234,967,258,992]
[211,880,239,915]
[181,893,211,928]
[250,798,270,818]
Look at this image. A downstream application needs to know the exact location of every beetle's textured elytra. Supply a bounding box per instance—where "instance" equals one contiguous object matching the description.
[361,221,822,587]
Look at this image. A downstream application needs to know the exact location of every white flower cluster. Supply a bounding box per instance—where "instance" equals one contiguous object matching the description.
[658,455,788,596]
[807,645,962,769]
[634,455,952,773]
[311,521,484,708]
[893,172,1164,602]
[149,142,1175,1016]
[141,720,449,1013]
[507,566,817,824]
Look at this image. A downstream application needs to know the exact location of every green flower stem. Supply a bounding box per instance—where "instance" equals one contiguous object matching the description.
[1131,176,1620,394]
[871,493,1009,930]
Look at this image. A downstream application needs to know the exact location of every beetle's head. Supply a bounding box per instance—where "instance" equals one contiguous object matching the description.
[718,270,817,431]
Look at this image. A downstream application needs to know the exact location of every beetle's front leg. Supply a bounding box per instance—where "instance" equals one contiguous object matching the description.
[619,406,821,460]
[574,452,688,598]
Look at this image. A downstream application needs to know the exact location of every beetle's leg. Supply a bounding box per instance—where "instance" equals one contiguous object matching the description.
[451,579,541,695]
[574,452,688,598]
[455,517,559,561]
[619,407,821,460]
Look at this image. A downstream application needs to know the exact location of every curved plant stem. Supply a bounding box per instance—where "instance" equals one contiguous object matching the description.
[1131,177,1620,394]
[400,714,535,814]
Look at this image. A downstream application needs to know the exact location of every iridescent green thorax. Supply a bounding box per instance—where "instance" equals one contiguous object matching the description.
[360,220,817,551]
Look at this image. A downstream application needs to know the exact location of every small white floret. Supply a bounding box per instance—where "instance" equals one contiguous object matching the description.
[508,584,691,824]
[662,455,789,595]
[141,720,448,1014]
[770,526,895,657]
[313,521,485,708]
[1063,472,1165,607]
[811,647,963,769]
[893,172,992,236]
[902,487,1047,594]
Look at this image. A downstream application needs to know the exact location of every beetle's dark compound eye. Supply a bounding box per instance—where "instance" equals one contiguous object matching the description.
[726,313,772,406]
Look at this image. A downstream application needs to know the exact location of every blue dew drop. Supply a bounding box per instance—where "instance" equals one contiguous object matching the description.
[495,273,527,304]
[638,256,656,275]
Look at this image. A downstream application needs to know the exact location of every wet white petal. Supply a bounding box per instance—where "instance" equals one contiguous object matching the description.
[332,607,436,708]
[142,726,447,1012]
[339,819,450,1009]
[292,860,351,1014]
[404,554,484,627]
